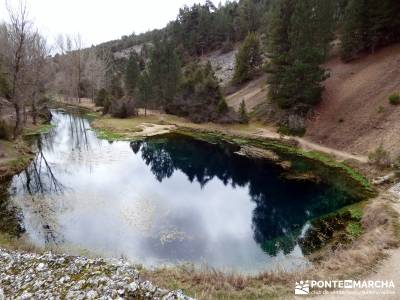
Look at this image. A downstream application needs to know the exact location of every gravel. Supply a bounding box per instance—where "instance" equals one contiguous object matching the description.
[0,248,194,300]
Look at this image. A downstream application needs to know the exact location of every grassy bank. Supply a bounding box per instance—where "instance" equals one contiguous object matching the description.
[0,139,34,182]
[0,120,53,182]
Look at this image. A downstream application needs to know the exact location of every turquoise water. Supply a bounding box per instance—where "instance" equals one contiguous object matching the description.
[0,110,359,273]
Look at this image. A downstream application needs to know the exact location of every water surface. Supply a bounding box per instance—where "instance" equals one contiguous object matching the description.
[0,110,358,273]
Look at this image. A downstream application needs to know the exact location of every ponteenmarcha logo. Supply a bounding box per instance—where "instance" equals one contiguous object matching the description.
[295,281,310,295]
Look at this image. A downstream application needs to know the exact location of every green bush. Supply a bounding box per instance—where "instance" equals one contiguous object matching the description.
[239,99,249,123]
[278,125,306,137]
[232,32,262,85]
[368,144,391,169]
[95,88,109,107]
[389,93,400,105]
[217,98,228,114]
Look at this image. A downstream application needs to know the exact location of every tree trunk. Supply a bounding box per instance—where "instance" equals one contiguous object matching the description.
[23,103,27,125]
[13,102,22,139]
[32,94,37,125]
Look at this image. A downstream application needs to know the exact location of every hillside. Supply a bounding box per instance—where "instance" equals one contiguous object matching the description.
[222,43,400,158]
[306,43,400,157]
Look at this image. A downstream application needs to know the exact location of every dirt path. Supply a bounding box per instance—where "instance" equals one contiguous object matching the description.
[219,126,369,163]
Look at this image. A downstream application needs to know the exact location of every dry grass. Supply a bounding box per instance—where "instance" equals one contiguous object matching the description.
[306,194,399,280]
[141,264,295,300]
[0,233,43,253]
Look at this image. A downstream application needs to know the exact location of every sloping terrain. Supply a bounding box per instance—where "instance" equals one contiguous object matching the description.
[200,49,238,87]
[306,44,400,157]
[221,43,400,158]
[225,75,268,111]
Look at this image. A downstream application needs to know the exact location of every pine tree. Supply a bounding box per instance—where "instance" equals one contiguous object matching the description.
[341,0,400,61]
[233,32,262,84]
[238,0,261,37]
[148,39,181,107]
[124,53,140,96]
[110,76,124,99]
[239,99,249,123]
[95,88,109,107]
[137,70,153,117]
[266,0,332,110]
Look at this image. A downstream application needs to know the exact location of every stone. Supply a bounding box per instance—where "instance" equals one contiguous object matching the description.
[36,263,47,272]
[0,248,194,300]
[86,290,98,299]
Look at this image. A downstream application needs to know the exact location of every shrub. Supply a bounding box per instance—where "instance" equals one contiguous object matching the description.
[167,62,236,123]
[278,113,306,137]
[389,93,400,105]
[232,32,262,85]
[95,89,109,107]
[0,119,13,141]
[395,157,400,178]
[239,99,249,124]
[368,144,391,169]
[109,99,137,118]
[217,98,228,114]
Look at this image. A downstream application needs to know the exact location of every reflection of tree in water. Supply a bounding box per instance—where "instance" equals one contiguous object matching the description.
[131,136,357,256]
[0,180,25,238]
[66,112,91,152]
[21,139,64,195]
[13,136,65,245]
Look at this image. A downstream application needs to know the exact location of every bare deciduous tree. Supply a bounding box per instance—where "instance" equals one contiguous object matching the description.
[5,0,32,137]
[53,36,111,104]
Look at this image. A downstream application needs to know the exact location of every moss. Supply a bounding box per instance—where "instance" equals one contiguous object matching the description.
[94,129,126,141]
[23,124,55,136]
[278,125,306,137]
[346,221,363,238]
[174,127,375,200]
[299,202,366,255]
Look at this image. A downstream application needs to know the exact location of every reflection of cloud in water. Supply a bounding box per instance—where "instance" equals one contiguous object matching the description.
[4,111,358,273]
[120,196,157,234]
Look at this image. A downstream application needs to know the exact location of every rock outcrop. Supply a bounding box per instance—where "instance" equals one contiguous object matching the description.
[0,248,194,300]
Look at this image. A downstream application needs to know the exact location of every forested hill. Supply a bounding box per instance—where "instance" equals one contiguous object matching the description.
[46,0,400,132]
[96,0,273,57]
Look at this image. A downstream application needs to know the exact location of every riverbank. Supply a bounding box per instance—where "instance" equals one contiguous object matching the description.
[0,122,54,182]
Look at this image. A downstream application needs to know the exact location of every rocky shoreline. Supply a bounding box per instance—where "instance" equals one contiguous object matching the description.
[0,248,193,300]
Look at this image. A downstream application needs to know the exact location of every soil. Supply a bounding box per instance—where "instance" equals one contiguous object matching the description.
[226,74,268,111]
[306,44,400,158]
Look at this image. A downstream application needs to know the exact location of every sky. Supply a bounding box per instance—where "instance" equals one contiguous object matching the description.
[0,0,230,47]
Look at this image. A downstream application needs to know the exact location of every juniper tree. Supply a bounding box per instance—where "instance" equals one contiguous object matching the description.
[239,99,249,123]
[233,32,262,84]
[137,70,153,117]
[148,39,181,108]
[124,53,140,96]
